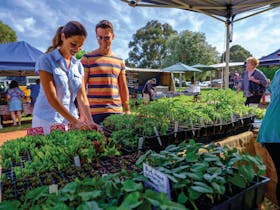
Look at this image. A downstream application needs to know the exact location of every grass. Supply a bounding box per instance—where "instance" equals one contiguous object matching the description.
[0,116,32,133]
[0,123,31,133]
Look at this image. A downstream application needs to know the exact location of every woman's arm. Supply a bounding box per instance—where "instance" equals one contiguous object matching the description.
[76,78,101,130]
[40,70,84,129]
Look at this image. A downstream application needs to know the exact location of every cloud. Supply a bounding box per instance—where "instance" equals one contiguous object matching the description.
[1,0,280,61]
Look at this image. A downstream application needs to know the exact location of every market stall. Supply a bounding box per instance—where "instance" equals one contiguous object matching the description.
[126,67,175,98]
[0,89,275,208]
[0,130,271,209]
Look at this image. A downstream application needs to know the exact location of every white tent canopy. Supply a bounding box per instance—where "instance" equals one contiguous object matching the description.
[210,62,244,68]
[163,62,201,88]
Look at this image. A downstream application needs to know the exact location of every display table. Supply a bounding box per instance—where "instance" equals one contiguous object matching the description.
[216,130,278,205]
[0,131,277,205]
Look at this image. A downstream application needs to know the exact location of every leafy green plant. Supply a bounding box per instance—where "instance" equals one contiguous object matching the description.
[1,172,187,210]
[136,140,266,210]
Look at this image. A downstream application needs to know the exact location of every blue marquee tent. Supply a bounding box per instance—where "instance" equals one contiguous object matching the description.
[259,49,280,66]
[0,41,43,76]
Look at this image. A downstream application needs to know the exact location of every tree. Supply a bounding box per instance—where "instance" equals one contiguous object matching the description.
[163,30,219,67]
[221,44,252,62]
[0,21,17,43]
[126,20,177,68]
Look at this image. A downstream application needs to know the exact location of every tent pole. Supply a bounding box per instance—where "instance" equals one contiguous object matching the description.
[179,73,182,88]
[224,19,230,88]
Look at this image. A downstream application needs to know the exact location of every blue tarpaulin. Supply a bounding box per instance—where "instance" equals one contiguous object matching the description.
[259,49,280,66]
[0,41,43,75]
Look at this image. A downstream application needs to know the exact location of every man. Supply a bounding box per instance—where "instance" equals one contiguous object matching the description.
[142,78,156,102]
[81,20,130,124]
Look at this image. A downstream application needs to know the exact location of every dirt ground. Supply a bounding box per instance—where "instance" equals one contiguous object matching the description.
[0,129,27,146]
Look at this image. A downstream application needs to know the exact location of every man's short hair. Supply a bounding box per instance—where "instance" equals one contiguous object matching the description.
[96,20,114,33]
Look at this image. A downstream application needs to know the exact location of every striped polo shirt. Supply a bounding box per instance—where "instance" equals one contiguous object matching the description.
[81,53,125,116]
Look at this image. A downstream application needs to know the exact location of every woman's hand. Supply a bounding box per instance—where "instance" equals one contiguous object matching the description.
[71,119,91,131]
[249,76,259,84]
[88,122,103,133]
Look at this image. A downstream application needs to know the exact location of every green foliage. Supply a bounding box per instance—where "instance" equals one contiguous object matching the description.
[163,30,219,67]
[258,66,279,81]
[126,20,177,68]
[1,172,187,210]
[102,89,260,147]
[136,140,266,209]
[0,21,17,43]
[0,130,119,179]
[221,45,252,62]
[102,113,170,149]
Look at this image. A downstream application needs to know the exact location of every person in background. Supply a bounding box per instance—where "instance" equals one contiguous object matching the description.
[81,20,130,125]
[229,74,234,89]
[237,57,267,106]
[186,76,200,101]
[6,80,24,126]
[32,20,100,134]
[233,71,241,89]
[27,79,40,107]
[142,78,157,102]
[257,54,280,205]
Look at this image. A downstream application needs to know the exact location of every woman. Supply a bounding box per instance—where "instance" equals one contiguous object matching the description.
[257,66,280,205]
[238,57,267,105]
[32,20,100,134]
[7,80,24,126]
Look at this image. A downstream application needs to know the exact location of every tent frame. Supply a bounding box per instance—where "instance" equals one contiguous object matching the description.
[121,0,280,87]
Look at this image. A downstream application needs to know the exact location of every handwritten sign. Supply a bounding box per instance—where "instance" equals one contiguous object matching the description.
[143,163,171,199]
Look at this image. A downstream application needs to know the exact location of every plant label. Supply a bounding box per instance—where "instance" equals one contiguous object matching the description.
[189,117,194,129]
[74,155,81,168]
[230,113,235,126]
[200,117,205,127]
[138,137,144,150]
[189,117,196,135]
[241,117,244,125]
[153,127,162,146]
[49,184,58,194]
[143,163,171,200]
[219,117,223,131]
[174,121,178,137]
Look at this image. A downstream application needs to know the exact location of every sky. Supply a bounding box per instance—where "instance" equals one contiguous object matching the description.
[1,0,280,62]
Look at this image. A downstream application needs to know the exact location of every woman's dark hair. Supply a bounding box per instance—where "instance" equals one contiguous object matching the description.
[9,80,19,89]
[46,20,87,53]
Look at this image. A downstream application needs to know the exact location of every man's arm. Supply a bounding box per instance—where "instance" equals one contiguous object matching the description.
[118,70,130,114]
